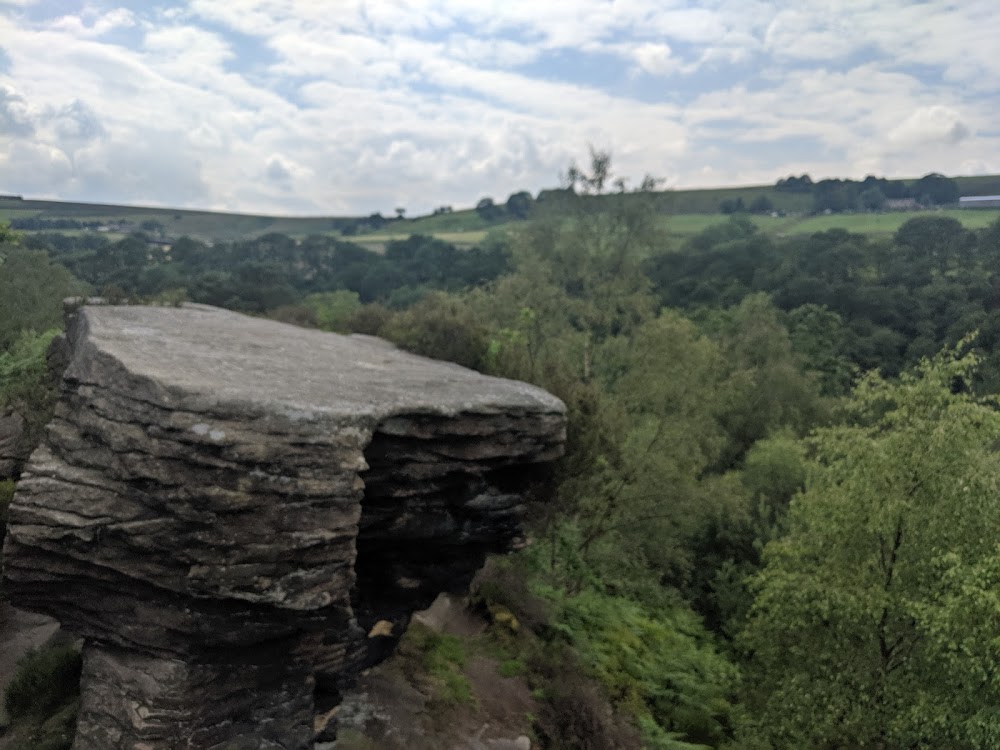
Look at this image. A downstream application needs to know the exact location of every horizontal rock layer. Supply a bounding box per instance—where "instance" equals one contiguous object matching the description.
[2,304,565,749]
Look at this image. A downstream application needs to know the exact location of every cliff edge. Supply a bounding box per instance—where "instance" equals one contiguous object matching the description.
[1,304,565,749]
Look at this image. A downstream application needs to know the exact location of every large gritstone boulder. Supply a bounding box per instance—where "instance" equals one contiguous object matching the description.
[1,303,565,749]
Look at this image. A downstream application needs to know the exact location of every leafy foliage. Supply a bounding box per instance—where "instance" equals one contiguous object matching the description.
[740,345,1000,748]
[647,216,1000,387]
[547,587,736,749]
[11,197,1000,748]
[0,329,60,410]
[4,645,82,722]
[24,230,508,313]
[0,249,81,352]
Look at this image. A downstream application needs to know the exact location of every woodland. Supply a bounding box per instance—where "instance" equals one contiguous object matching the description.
[3,188,1000,748]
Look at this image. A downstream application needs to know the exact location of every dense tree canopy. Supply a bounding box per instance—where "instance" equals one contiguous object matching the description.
[741,347,1000,748]
[8,204,1000,748]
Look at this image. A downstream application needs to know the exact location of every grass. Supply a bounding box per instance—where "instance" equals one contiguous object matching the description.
[356,230,488,246]
[762,208,1000,235]
[498,658,527,678]
[0,209,42,220]
[2,176,998,244]
[659,213,741,236]
[397,623,475,706]
[651,208,1000,241]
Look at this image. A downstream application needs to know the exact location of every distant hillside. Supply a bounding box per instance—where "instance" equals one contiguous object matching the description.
[2,173,998,243]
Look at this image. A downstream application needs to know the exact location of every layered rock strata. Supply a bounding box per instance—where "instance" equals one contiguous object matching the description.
[2,303,565,749]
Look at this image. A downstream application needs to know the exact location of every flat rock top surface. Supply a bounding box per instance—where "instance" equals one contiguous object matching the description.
[71,305,564,420]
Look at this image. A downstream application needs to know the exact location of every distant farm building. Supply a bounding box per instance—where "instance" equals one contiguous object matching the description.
[959,196,1000,208]
[886,198,918,210]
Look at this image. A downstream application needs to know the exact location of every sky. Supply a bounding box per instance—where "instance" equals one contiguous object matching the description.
[0,1,997,216]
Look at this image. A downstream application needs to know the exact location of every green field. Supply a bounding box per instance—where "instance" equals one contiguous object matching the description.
[660,209,1000,239]
[353,229,489,253]
[0,209,43,220]
[2,174,998,245]
[761,209,1000,236]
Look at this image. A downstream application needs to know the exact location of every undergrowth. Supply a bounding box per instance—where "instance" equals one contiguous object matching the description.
[398,623,474,707]
[472,551,735,750]
[5,644,82,722]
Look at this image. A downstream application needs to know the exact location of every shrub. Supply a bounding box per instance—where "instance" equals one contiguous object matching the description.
[0,329,59,412]
[4,645,82,721]
[552,590,736,748]
[380,292,489,370]
[343,303,392,337]
[532,651,642,750]
[472,557,551,634]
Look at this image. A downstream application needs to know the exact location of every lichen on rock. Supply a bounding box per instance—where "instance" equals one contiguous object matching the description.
[1,303,565,749]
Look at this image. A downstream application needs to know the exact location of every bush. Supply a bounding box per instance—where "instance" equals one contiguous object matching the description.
[343,303,392,337]
[0,329,59,412]
[472,557,551,634]
[4,645,82,721]
[380,293,489,370]
[543,588,736,749]
[537,677,642,749]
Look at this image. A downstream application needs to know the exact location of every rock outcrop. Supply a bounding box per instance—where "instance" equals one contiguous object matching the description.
[1,303,565,749]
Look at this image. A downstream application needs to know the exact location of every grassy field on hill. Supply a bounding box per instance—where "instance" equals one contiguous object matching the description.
[2,174,998,245]
[953,174,1000,195]
[747,208,1000,236]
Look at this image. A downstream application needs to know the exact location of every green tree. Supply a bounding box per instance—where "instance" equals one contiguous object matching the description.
[860,186,887,211]
[303,290,361,332]
[708,294,826,469]
[585,145,612,194]
[563,145,614,195]
[785,303,855,395]
[719,197,745,214]
[380,292,490,370]
[740,345,1000,748]
[0,221,17,245]
[912,173,960,206]
[0,248,83,352]
[505,191,534,220]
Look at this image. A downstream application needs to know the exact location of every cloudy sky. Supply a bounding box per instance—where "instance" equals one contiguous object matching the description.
[0,1,997,216]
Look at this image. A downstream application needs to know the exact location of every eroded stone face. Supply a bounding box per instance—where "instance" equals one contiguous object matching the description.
[1,304,566,749]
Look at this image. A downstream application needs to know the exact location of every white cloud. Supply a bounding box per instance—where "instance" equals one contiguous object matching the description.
[764,9,858,61]
[0,1,996,213]
[50,99,104,143]
[0,86,33,136]
[888,105,972,148]
[50,7,136,37]
[633,42,674,75]
[646,7,727,44]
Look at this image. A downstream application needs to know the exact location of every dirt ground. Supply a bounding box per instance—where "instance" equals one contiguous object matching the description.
[336,594,538,750]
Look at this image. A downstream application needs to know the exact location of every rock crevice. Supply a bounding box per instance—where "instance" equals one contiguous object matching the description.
[2,304,565,749]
